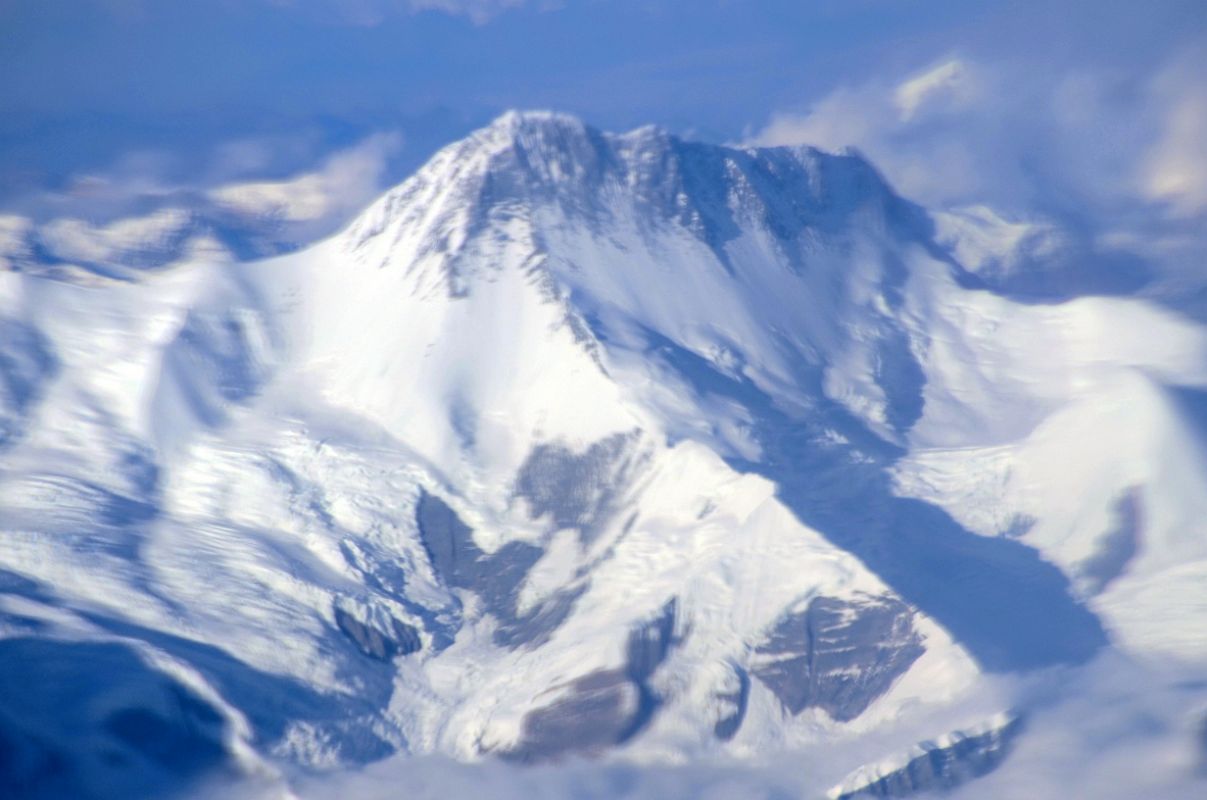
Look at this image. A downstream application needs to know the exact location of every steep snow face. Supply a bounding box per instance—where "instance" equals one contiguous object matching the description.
[894,241,1207,660]
[0,111,1205,796]
[341,111,933,445]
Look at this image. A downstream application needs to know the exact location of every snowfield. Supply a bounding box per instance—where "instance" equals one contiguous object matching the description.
[1,111,1205,799]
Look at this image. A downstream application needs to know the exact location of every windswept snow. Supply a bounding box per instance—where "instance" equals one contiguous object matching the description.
[1,111,1205,798]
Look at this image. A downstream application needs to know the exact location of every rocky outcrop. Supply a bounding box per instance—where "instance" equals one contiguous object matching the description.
[751,594,924,722]
[0,318,56,450]
[513,432,636,543]
[333,606,422,661]
[417,490,580,647]
[831,714,1024,799]
[625,598,678,682]
[1077,488,1142,596]
[503,669,642,763]
[712,664,750,741]
[503,599,680,762]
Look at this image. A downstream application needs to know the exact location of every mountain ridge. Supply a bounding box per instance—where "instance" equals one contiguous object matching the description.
[1,111,1206,799]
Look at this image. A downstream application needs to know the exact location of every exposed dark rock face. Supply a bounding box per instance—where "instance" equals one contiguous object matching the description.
[337,536,456,651]
[176,310,268,404]
[417,489,541,601]
[513,432,634,542]
[0,318,56,450]
[166,306,274,427]
[502,599,680,762]
[625,598,678,682]
[503,669,641,763]
[492,586,584,649]
[751,594,925,722]
[874,327,926,435]
[713,664,750,741]
[1078,488,1142,595]
[334,606,422,660]
[415,490,578,648]
[834,715,1024,799]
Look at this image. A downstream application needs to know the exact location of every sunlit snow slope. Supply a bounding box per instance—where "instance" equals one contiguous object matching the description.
[2,111,1206,798]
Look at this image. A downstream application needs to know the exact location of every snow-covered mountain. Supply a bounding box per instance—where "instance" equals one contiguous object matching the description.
[2,111,1206,799]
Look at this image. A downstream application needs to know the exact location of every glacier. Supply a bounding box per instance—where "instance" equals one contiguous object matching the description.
[1,111,1206,798]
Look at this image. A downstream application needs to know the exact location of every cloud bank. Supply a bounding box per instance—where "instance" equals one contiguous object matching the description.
[207,131,403,228]
[0,131,405,272]
[748,44,1207,226]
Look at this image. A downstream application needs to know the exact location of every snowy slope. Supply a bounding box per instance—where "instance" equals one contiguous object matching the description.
[1,111,1205,798]
[895,212,1207,661]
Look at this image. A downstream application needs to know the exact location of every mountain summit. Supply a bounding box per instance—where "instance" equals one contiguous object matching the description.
[2,112,1206,798]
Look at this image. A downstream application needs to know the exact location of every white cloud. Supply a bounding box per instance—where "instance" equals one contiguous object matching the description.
[39,207,194,265]
[747,41,1207,302]
[210,174,331,224]
[747,48,1203,226]
[208,131,403,226]
[754,83,890,153]
[1141,52,1207,217]
[0,214,34,271]
[407,0,532,24]
[267,0,544,26]
[749,57,1027,209]
[5,130,406,270]
[894,59,977,122]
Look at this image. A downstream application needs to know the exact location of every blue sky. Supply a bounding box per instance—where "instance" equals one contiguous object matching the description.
[5,2,975,123]
[2,0,1204,240]
[3,1,1199,128]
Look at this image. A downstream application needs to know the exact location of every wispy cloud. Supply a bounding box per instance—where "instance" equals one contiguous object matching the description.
[408,0,536,25]
[747,43,1207,228]
[1141,49,1207,217]
[745,37,1207,308]
[0,130,406,271]
[207,131,403,227]
[265,0,549,26]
